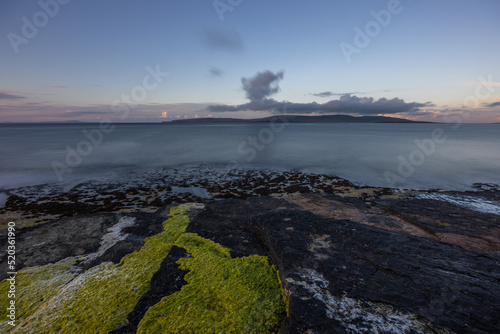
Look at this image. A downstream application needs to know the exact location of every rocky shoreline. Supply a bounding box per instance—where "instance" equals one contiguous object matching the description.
[0,168,499,333]
[1,166,499,232]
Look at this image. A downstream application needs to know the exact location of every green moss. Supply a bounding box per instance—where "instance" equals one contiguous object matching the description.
[11,203,196,334]
[1,203,288,333]
[275,266,289,317]
[137,233,287,334]
[0,257,78,333]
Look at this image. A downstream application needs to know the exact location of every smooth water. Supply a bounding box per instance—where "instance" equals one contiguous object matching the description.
[0,122,499,190]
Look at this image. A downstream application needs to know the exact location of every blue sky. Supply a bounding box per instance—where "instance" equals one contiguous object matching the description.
[1,0,499,122]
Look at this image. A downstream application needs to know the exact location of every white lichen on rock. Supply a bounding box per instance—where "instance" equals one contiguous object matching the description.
[286,268,452,334]
[78,216,136,266]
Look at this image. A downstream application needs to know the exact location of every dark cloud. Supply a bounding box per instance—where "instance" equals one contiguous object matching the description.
[203,29,243,51]
[208,71,430,115]
[313,91,335,98]
[0,91,25,100]
[241,70,284,102]
[485,101,500,107]
[209,67,224,77]
[209,94,431,115]
[312,91,359,98]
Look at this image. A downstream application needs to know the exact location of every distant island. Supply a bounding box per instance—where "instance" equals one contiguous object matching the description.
[165,114,431,124]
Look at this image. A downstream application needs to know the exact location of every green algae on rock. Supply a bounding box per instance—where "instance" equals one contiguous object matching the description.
[5,203,198,334]
[0,257,78,333]
[137,233,287,334]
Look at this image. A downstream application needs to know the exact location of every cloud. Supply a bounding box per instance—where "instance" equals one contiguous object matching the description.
[202,29,243,51]
[313,91,335,98]
[312,91,359,98]
[207,71,430,115]
[241,70,284,102]
[0,91,25,100]
[47,85,67,88]
[209,95,430,115]
[209,67,224,77]
[485,101,500,107]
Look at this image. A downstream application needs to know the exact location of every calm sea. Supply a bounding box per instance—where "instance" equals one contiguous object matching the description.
[0,122,499,191]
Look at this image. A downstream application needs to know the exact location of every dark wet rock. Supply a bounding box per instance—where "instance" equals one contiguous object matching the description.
[185,198,295,258]
[182,197,500,333]
[284,193,500,254]
[380,198,500,253]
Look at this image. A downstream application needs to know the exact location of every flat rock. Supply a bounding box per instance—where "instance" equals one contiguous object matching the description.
[184,197,500,333]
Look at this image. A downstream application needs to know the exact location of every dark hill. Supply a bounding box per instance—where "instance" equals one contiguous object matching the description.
[166,114,431,124]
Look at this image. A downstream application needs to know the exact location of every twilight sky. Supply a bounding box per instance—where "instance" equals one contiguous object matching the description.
[1,0,499,123]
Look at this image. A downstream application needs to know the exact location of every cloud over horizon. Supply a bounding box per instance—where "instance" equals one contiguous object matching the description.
[208,71,431,116]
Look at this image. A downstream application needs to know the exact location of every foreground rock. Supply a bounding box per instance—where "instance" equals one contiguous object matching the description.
[184,196,499,333]
[1,191,499,333]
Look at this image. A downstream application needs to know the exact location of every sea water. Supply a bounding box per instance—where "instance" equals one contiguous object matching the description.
[0,122,499,190]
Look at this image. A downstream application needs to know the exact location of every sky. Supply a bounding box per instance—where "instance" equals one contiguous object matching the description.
[1,0,500,123]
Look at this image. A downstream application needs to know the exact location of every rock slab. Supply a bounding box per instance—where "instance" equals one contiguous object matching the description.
[185,197,500,333]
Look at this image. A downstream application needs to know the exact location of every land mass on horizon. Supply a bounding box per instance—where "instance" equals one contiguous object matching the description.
[165,114,431,124]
